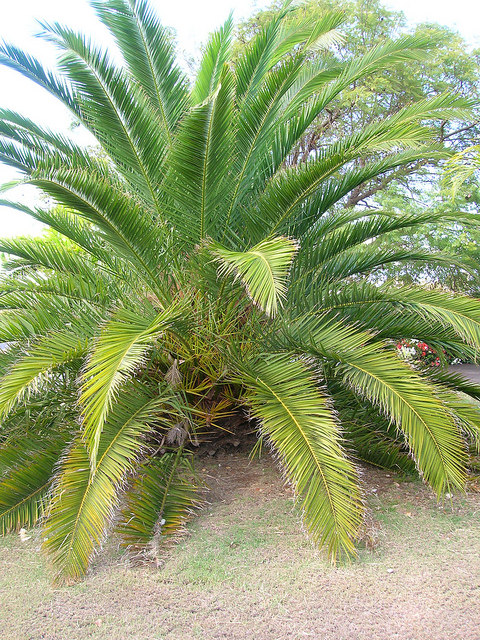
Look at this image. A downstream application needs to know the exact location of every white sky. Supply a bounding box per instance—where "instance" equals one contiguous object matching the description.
[0,0,479,238]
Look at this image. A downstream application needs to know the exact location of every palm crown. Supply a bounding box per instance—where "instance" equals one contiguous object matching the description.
[0,0,480,584]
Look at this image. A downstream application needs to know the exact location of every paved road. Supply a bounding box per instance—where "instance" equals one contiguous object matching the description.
[450,364,480,384]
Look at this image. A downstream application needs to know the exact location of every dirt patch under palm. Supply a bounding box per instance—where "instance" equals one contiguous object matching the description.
[1,453,479,640]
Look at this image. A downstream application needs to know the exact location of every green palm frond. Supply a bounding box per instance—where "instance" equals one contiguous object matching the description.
[235,3,296,103]
[166,64,236,243]
[284,316,467,493]
[1,268,115,311]
[240,353,363,560]
[42,385,169,584]
[0,330,89,419]
[294,209,460,273]
[0,308,53,343]
[306,247,455,285]
[119,451,201,553]
[0,439,63,534]
[0,279,101,343]
[39,21,168,205]
[0,108,91,164]
[27,169,166,293]
[0,201,131,275]
[266,10,345,66]
[254,87,468,238]
[0,43,79,115]
[319,283,480,350]
[192,13,234,105]
[92,0,189,138]
[289,33,439,126]
[427,367,480,401]
[81,301,187,461]
[225,56,306,236]
[213,236,298,317]
[438,390,480,453]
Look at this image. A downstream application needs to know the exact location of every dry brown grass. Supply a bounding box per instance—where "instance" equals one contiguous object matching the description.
[1,453,479,640]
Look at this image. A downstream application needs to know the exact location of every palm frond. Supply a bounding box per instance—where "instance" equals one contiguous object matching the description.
[213,236,298,317]
[0,43,79,115]
[235,3,296,103]
[192,13,234,105]
[92,0,189,138]
[0,440,62,534]
[42,384,169,584]
[0,201,130,276]
[240,353,363,560]
[39,21,167,205]
[282,315,467,494]
[0,329,89,419]
[166,64,235,243]
[118,451,201,553]
[319,283,480,350]
[80,301,187,462]
[27,169,166,294]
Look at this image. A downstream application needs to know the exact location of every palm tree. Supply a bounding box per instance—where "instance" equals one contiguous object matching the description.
[0,0,479,584]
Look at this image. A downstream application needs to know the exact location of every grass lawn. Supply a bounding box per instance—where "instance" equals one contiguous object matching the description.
[1,453,479,640]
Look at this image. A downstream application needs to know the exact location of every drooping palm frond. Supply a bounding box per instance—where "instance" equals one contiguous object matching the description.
[240,353,363,559]
[28,170,167,292]
[118,451,201,553]
[0,437,66,534]
[438,390,480,453]
[427,367,480,401]
[314,283,480,350]
[42,384,173,584]
[0,43,79,115]
[339,351,467,493]
[0,329,90,419]
[281,315,468,493]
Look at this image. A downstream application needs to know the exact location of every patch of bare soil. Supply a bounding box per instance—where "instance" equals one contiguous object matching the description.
[1,453,479,640]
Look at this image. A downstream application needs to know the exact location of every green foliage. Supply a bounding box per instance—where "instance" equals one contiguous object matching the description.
[0,0,479,584]
[42,385,169,584]
[119,452,201,553]
[237,0,480,289]
[212,236,298,317]
[445,146,480,198]
[241,353,362,559]
[0,440,60,535]
[80,300,188,462]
